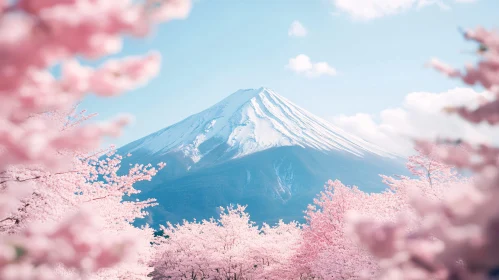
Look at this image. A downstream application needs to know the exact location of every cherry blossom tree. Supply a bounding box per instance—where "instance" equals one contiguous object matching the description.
[0,0,191,278]
[293,147,468,279]
[0,120,167,279]
[382,145,470,214]
[151,205,301,280]
[290,180,387,279]
[349,27,499,280]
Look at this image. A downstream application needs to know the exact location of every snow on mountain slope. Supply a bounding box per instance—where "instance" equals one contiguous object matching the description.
[124,87,396,162]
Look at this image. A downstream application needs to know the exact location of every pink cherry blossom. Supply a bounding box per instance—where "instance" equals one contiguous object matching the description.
[0,0,190,278]
[151,205,301,279]
[350,27,499,280]
[291,146,468,279]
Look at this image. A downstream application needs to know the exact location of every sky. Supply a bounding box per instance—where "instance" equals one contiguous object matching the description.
[80,0,499,155]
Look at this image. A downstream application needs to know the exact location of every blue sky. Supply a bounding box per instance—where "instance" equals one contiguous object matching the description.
[80,0,499,150]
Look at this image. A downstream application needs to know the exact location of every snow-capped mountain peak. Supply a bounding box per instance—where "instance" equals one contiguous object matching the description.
[122,87,395,162]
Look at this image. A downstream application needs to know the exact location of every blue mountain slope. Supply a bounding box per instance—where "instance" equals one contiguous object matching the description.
[131,146,405,227]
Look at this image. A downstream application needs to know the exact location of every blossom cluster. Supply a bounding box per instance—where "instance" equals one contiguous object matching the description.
[0,0,190,278]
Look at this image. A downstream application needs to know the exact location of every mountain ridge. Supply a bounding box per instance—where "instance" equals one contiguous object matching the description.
[121,87,398,166]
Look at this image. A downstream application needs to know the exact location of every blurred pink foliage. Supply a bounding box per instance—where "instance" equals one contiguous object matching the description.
[0,0,190,278]
[350,27,499,280]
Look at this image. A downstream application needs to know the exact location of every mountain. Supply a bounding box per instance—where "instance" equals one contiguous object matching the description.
[119,87,406,227]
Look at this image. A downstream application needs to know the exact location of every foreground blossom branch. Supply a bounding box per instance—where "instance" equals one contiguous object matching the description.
[349,27,499,279]
[0,0,191,278]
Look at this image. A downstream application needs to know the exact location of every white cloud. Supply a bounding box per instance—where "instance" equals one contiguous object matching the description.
[332,0,476,20]
[287,54,337,77]
[331,88,498,156]
[288,21,307,37]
